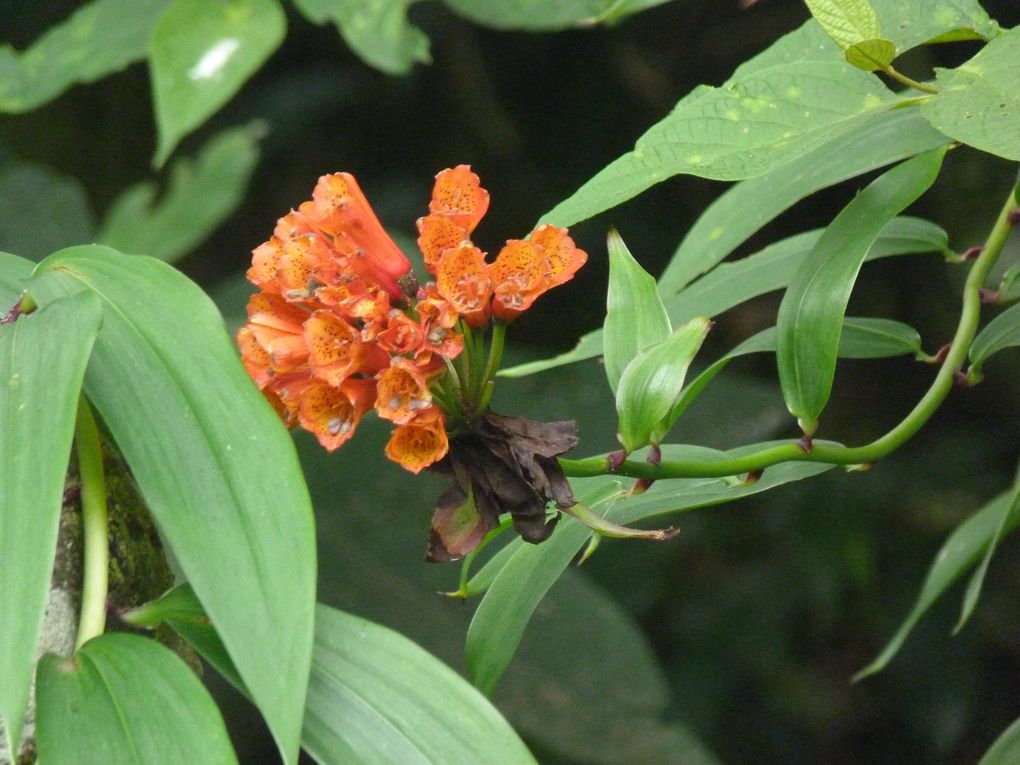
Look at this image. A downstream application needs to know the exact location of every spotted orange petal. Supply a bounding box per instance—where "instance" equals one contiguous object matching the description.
[488,239,550,323]
[248,238,283,293]
[298,378,376,452]
[435,243,492,328]
[246,294,310,371]
[528,224,587,287]
[377,310,425,355]
[429,166,489,234]
[384,407,449,474]
[375,357,432,425]
[304,309,388,387]
[416,214,468,273]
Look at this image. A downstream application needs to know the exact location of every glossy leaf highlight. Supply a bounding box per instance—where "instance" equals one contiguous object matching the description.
[150,0,285,166]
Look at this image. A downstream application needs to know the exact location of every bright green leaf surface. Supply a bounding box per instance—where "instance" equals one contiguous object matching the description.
[501,215,946,379]
[616,317,711,451]
[969,297,1020,374]
[150,0,286,166]
[0,0,173,113]
[35,633,236,764]
[26,247,315,765]
[855,490,1020,680]
[845,37,896,70]
[604,230,671,395]
[804,0,881,49]
[0,163,95,260]
[979,716,1020,765]
[776,148,944,431]
[98,124,263,263]
[293,0,430,75]
[545,61,896,228]
[922,26,1020,161]
[467,451,833,694]
[306,604,536,764]
[0,292,100,762]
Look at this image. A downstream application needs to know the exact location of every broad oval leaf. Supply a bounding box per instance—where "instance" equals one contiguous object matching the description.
[35,633,236,764]
[306,604,536,765]
[0,291,101,762]
[776,148,945,433]
[25,246,315,765]
[150,0,286,166]
[854,490,1020,681]
[604,230,671,394]
[98,123,263,263]
[292,0,429,75]
[616,317,711,452]
[922,26,1020,162]
[979,716,1020,765]
[969,301,1020,375]
[804,0,882,49]
[0,0,173,113]
[845,37,896,70]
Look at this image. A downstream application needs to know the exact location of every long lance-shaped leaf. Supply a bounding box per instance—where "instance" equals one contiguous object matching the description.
[0,291,101,762]
[854,490,1020,680]
[970,301,1020,376]
[500,216,946,378]
[25,246,315,765]
[466,451,833,694]
[776,148,945,433]
[0,0,173,113]
[603,230,671,394]
[35,633,237,764]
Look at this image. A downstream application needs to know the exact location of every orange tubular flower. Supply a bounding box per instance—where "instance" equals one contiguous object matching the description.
[528,224,587,288]
[429,165,489,233]
[416,214,468,274]
[299,378,376,452]
[245,293,310,373]
[435,243,492,328]
[489,239,550,323]
[305,173,413,299]
[375,358,433,425]
[304,309,389,387]
[384,407,449,474]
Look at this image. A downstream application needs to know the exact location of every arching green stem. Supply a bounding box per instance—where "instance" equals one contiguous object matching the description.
[74,395,109,651]
[560,189,1017,481]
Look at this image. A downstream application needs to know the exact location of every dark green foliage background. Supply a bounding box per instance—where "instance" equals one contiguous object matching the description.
[4,1,1020,763]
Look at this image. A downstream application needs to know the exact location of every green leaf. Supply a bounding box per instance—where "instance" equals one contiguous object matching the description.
[0,0,173,113]
[0,252,34,305]
[25,246,315,765]
[501,213,947,379]
[776,148,944,432]
[98,124,263,263]
[804,0,882,49]
[544,61,898,228]
[603,230,671,395]
[979,716,1020,765]
[616,317,711,451]
[0,162,95,260]
[998,261,1020,303]
[845,37,896,70]
[292,0,430,75]
[35,633,236,764]
[587,0,673,25]
[0,292,101,762]
[955,483,1018,633]
[970,295,1020,375]
[305,604,536,764]
[150,0,286,167]
[922,26,1020,161]
[854,490,1020,681]
[467,450,833,694]
[442,0,635,30]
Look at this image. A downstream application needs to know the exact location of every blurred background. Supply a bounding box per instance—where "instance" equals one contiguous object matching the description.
[3,1,1020,762]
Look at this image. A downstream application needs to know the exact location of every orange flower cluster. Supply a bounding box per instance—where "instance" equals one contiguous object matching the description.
[238,166,586,474]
